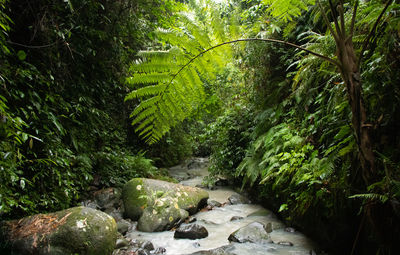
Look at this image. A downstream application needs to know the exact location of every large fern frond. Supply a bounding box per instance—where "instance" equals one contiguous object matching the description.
[125,1,240,143]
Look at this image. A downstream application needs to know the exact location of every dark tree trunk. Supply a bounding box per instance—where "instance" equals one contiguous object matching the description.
[338,39,375,185]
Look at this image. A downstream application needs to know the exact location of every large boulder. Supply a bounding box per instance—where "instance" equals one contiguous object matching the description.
[122,178,209,221]
[0,206,117,255]
[228,222,272,244]
[137,206,189,232]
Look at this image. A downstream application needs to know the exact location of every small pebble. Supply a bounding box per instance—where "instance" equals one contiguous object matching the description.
[230,216,244,221]
[277,241,294,246]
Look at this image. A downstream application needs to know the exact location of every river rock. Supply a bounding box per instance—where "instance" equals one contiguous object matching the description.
[227,194,250,205]
[230,216,243,221]
[137,206,189,232]
[277,241,294,246]
[174,224,209,239]
[0,206,117,255]
[207,199,222,208]
[115,238,130,249]
[117,219,131,235]
[94,187,121,210]
[122,178,209,221]
[228,222,272,244]
[188,244,234,254]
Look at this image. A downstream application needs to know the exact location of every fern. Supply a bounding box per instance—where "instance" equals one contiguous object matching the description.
[125,1,238,143]
[262,0,316,22]
[349,193,389,204]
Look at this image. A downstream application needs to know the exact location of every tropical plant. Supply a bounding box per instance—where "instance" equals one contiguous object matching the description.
[125,0,237,143]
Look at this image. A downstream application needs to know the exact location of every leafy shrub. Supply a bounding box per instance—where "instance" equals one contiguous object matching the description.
[238,123,338,217]
[207,104,254,178]
[93,151,158,187]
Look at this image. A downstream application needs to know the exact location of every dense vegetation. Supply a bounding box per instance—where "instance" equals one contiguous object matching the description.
[1,0,400,254]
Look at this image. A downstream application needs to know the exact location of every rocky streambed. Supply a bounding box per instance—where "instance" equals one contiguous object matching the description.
[0,158,324,255]
[116,158,323,255]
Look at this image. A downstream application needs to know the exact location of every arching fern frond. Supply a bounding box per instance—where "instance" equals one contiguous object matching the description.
[125,1,237,144]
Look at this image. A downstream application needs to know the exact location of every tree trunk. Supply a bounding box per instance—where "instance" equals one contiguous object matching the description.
[338,39,375,184]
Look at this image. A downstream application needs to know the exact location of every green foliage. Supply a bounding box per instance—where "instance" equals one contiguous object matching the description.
[125,0,239,144]
[238,122,336,216]
[0,0,177,219]
[261,0,315,22]
[207,104,254,177]
[148,124,193,167]
[93,151,158,187]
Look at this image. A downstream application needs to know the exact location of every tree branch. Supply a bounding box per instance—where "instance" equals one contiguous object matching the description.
[317,0,339,43]
[165,38,339,94]
[328,0,342,38]
[7,40,58,49]
[338,0,346,38]
[349,0,359,39]
[357,0,393,67]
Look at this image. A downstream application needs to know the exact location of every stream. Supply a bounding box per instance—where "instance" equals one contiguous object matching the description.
[124,158,322,255]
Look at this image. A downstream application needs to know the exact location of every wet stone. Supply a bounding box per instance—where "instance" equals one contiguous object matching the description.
[153,247,167,254]
[174,224,209,239]
[141,240,155,251]
[207,200,222,208]
[277,241,294,246]
[230,216,244,221]
[115,238,129,249]
[228,221,272,244]
[187,216,197,223]
[285,227,296,233]
[227,194,250,205]
[117,219,131,235]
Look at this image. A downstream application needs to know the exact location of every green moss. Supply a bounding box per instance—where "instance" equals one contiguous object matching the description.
[2,207,117,255]
[122,178,147,220]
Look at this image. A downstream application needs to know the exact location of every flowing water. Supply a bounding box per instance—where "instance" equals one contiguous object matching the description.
[125,158,320,255]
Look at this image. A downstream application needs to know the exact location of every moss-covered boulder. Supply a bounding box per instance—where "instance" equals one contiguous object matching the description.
[0,206,117,255]
[122,178,208,226]
[137,206,189,232]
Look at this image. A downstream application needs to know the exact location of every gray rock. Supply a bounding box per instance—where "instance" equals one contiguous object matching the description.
[141,240,154,251]
[265,222,272,233]
[138,249,151,255]
[228,222,272,244]
[154,247,167,254]
[277,241,293,246]
[187,216,197,223]
[137,206,189,232]
[0,206,117,255]
[174,224,209,239]
[285,227,296,233]
[106,207,124,221]
[115,238,129,249]
[186,158,209,169]
[230,216,243,221]
[207,200,222,207]
[82,200,100,210]
[227,194,250,205]
[94,187,121,210]
[187,244,234,255]
[117,219,131,235]
[122,178,209,222]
